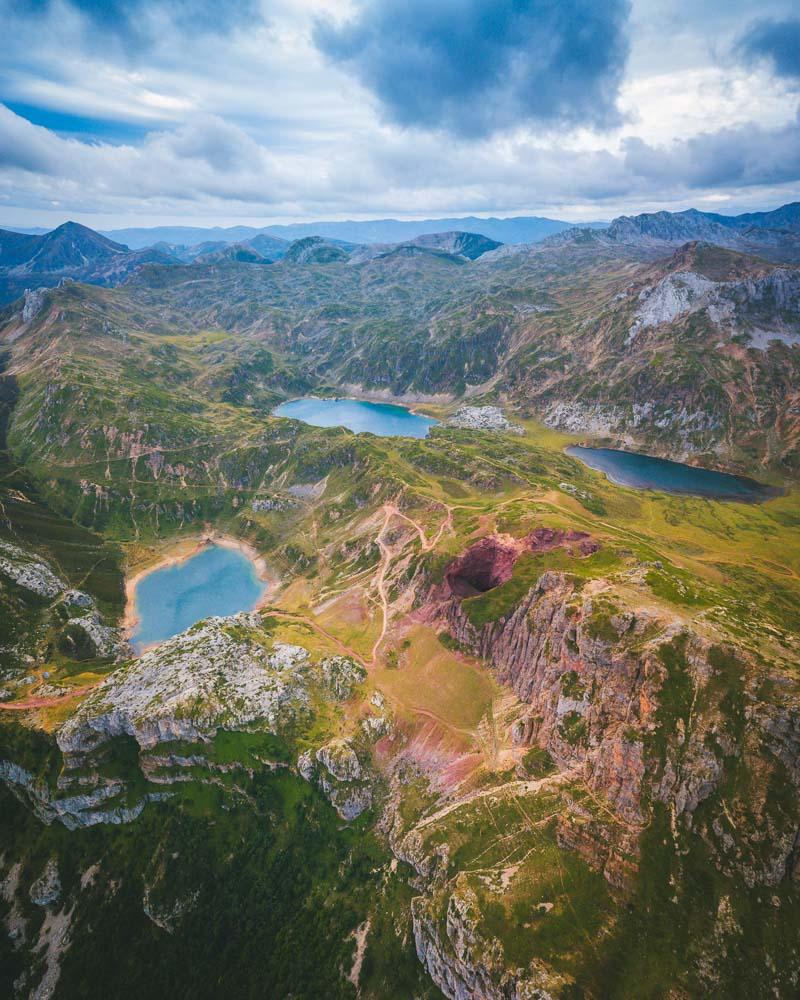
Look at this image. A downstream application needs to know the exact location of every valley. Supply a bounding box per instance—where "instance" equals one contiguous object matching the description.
[0,212,799,999]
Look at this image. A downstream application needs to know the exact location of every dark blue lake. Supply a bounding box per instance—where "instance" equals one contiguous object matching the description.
[566,446,777,502]
[273,398,437,438]
[131,545,266,651]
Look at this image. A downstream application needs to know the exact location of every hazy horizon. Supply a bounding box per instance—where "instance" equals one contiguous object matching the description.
[3,195,799,237]
[1,0,798,230]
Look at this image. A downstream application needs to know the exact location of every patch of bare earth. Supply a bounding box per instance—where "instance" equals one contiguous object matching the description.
[347,918,371,993]
[31,905,74,1000]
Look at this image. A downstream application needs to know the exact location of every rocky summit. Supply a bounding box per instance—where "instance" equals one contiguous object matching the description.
[1,203,799,1000]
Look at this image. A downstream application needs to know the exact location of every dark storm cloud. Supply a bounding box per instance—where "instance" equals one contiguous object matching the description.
[624,112,800,189]
[314,0,631,138]
[736,18,800,80]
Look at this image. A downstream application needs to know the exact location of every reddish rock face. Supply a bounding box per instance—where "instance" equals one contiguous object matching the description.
[443,535,522,598]
[420,553,800,893]
[525,526,592,553]
[439,526,595,602]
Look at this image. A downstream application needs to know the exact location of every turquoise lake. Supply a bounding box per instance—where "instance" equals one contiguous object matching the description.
[566,446,777,502]
[273,397,438,438]
[131,544,266,651]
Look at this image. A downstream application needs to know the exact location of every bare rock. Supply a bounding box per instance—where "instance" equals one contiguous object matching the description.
[29,860,61,907]
[321,656,366,701]
[57,617,312,753]
[0,541,65,599]
[447,406,524,435]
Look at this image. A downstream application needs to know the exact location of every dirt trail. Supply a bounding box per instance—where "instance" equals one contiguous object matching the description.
[409,705,476,740]
[1,500,449,712]
[410,767,576,835]
[370,506,396,664]
[0,684,96,712]
[383,501,453,552]
[370,500,453,665]
[267,610,368,666]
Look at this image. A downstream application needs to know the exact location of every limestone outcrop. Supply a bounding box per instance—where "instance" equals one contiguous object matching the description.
[446,406,523,434]
[57,617,312,753]
[0,540,66,599]
[298,738,373,820]
[29,859,61,907]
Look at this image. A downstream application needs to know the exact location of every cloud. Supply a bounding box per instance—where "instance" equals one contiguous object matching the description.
[736,18,800,80]
[314,0,631,138]
[9,0,261,49]
[2,101,799,226]
[162,115,264,172]
[623,111,800,189]
[0,106,286,205]
[1,2,799,226]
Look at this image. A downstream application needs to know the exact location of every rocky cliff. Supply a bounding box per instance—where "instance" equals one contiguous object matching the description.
[397,536,800,997]
[430,560,800,888]
[2,613,382,829]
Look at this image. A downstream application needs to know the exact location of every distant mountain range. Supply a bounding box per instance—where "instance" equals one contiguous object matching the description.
[0,221,174,305]
[606,202,800,241]
[5,203,799,253]
[8,215,604,249]
[0,225,506,305]
[2,202,800,308]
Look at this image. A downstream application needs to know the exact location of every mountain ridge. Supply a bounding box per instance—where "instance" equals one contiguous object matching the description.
[5,202,797,250]
[3,215,602,248]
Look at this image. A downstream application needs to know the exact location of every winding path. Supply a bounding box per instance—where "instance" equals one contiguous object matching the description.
[267,609,368,666]
[370,500,453,665]
[409,767,576,835]
[0,684,96,712]
[0,498,452,711]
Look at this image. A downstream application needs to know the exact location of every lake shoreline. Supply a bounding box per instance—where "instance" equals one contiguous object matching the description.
[272,396,438,437]
[122,531,278,648]
[565,444,782,503]
[275,393,437,420]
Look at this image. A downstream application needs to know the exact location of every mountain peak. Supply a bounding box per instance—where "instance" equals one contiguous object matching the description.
[47,221,129,252]
[407,231,502,260]
[664,240,771,280]
[283,236,350,264]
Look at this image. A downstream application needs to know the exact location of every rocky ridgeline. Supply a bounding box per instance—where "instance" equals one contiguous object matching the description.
[625,266,800,348]
[0,540,129,680]
[2,614,388,828]
[0,758,170,830]
[298,738,373,821]
[430,562,800,887]
[0,540,66,599]
[393,770,575,1000]
[57,616,313,753]
[411,885,567,1000]
[396,538,800,997]
[543,398,719,458]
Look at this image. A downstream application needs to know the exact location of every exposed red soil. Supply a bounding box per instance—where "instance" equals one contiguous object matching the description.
[431,526,598,606]
[0,684,96,711]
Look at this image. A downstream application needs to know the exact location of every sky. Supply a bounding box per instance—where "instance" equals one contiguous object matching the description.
[0,0,799,229]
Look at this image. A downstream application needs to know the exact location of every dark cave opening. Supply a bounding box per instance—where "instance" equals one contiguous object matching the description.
[444,536,519,598]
